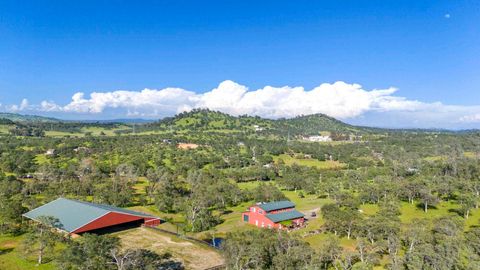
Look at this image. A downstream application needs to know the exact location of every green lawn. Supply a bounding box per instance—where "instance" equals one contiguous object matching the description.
[360,203,379,215]
[425,151,478,161]
[44,130,83,137]
[135,130,167,135]
[303,232,358,251]
[81,126,130,136]
[399,200,480,230]
[237,180,263,190]
[284,191,332,212]
[44,125,130,137]
[464,151,478,158]
[273,154,346,169]
[133,177,148,195]
[0,125,13,134]
[0,234,56,270]
[175,117,199,127]
[35,154,49,165]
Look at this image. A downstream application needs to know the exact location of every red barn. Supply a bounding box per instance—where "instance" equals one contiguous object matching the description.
[23,198,161,236]
[242,200,305,229]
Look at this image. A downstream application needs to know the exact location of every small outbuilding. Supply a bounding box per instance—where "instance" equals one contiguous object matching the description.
[23,198,161,235]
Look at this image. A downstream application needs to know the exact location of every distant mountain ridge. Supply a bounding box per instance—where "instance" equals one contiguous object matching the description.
[0,113,60,123]
[0,110,384,135]
[75,118,154,124]
[2,111,474,134]
[0,113,154,124]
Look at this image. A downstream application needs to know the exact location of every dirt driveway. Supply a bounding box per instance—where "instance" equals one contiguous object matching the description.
[114,227,224,270]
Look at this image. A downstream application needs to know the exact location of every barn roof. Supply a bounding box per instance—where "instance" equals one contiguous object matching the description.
[266,209,304,223]
[258,200,295,212]
[22,198,155,233]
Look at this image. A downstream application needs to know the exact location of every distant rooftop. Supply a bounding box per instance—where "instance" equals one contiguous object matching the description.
[23,198,154,233]
[266,209,304,223]
[258,200,295,212]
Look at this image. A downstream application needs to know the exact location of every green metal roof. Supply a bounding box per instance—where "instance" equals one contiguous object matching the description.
[266,210,304,223]
[22,198,155,233]
[258,200,295,212]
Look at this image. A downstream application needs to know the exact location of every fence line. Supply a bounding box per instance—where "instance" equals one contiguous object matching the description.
[146,226,213,247]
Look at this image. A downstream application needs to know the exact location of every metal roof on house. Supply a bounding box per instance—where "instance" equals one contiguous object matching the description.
[22,198,155,233]
[258,200,295,212]
[266,209,304,223]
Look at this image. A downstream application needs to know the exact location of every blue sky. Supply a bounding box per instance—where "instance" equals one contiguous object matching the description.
[0,1,479,128]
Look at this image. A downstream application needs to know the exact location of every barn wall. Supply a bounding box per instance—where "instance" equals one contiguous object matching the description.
[243,211,275,228]
[144,218,161,227]
[73,212,145,233]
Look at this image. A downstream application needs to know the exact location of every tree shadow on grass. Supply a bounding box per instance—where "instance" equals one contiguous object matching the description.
[415,203,438,211]
[447,208,464,218]
[0,247,13,255]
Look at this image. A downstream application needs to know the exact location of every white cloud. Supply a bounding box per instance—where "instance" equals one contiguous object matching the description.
[49,80,421,119]
[40,100,62,112]
[62,88,196,115]
[459,113,480,123]
[445,13,451,19]
[2,80,480,128]
[7,98,29,112]
[19,99,29,110]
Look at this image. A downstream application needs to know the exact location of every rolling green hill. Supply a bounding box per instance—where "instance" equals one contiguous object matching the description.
[152,109,272,131]
[146,109,364,135]
[0,113,60,123]
[272,113,362,135]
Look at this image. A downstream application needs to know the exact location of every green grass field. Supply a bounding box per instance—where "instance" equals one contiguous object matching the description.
[44,130,83,137]
[273,154,346,169]
[0,234,56,270]
[133,177,148,195]
[43,125,131,137]
[81,126,130,136]
[399,200,480,229]
[0,125,13,134]
[35,154,50,165]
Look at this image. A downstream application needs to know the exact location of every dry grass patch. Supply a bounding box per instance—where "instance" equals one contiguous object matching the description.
[113,227,224,270]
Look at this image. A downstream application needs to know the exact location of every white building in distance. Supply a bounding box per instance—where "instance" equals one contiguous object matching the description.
[303,135,332,142]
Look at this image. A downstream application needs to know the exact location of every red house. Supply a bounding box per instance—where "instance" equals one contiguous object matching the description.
[242,200,305,229]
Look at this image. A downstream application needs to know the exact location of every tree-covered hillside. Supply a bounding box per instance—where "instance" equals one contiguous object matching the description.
[143,109,364,136]
[0,113,60,123]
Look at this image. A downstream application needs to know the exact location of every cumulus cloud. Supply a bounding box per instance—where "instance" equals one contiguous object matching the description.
[62,88,196,115]
[7,98,30,111]
[3,80,480,128]
[40,100,62,112]
[36,80,425,119]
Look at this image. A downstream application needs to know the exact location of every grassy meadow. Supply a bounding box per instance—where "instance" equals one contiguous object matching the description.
[273,154,346,169]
